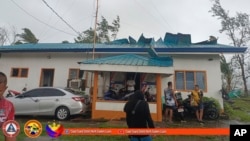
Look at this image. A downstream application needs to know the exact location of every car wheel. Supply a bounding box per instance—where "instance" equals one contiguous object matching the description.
[55,106,70,120]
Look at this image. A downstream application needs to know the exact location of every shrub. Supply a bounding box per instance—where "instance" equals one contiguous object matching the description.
[202,96,221,111]
[223,102,233,115]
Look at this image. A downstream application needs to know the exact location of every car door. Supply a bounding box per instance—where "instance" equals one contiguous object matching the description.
[13,89,41,115]
[38,88,64,115]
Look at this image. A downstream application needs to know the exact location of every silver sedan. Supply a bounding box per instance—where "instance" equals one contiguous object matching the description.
[7,87,91,120]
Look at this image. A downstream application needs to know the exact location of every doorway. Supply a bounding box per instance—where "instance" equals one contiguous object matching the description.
[40,69,54,87]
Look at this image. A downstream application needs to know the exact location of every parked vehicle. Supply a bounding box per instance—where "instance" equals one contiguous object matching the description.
[6,87,91,120]
[104,87,132,100]
[6,90,21,97]
[164,92,219,121]
[6,85,28,98]
[181,94,219,120]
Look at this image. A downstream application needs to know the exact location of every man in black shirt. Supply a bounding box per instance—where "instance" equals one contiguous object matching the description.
[124,90,155,141]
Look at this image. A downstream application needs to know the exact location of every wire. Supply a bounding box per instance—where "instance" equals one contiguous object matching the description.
[38,0,59,41]
[133,0,176,43]
[74,0,96,32]
[9,0,77,36]
[42,0,80,36]
[134,0,168,31]
[148,0,176,32]
[97,1,162,40]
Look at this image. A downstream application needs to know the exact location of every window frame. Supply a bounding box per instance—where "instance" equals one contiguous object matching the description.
[174,70,207,92]
[68,68,84,79]
[10,68,29,78]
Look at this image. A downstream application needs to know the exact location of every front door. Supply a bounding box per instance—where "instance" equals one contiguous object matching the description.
[40,69,54,87]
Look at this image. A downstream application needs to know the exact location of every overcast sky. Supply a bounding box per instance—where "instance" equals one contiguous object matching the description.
[1,0,250,45]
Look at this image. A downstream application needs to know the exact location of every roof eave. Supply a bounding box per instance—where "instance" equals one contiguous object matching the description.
[0,47,247,53]
[79,64,174,74]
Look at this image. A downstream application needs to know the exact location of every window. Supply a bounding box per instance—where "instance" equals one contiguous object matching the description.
[175,72,184,90]
[43,88,65,96]
[68,69,84,79]
[21,69,28,77]
[21,89,43,97]
[175,70,207,91]
[186,72,194,90]
[11,68,28,77]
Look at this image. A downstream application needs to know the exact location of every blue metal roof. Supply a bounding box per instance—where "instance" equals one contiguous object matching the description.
[0,43,247,53]
[0,32,248,53]
[79,54,173,67]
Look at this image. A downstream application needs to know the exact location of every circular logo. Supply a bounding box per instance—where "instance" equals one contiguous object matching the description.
[45,121,64,138]
[24,120,42,138]
[2,120,20,138]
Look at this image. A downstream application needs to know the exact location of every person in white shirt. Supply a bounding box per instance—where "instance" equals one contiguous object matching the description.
[126,77,135,92]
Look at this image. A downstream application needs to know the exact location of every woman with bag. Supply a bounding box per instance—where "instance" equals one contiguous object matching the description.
[124,90,155,141]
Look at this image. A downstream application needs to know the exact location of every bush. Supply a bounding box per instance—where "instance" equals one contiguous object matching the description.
[202,96,221,111]
[223,102,233,115]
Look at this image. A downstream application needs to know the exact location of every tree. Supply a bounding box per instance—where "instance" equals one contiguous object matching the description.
[0,26,18,46]
[75,27,100,43]
[97,16,110,43]
[220,54,241,92]
[74,16,120,43]
[15,28,39,44]
[109,16,120,40]
[62,40,70,43]
[0,27,8,46]
[210,0,250,96]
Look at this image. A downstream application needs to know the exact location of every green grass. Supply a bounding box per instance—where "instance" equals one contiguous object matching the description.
[224,96,250,122]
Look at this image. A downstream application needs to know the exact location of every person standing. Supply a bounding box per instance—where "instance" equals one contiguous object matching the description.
[164,81,177,123]
[191,84,204,123]
[126,76,135,92]
[124,90,155,141]
[0,72,16,141]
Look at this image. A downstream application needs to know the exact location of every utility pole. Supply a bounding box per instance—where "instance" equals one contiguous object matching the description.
[92,0,99,59]
[89,0,99,94]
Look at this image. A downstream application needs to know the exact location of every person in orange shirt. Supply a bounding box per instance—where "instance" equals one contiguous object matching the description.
[191,84,204,123]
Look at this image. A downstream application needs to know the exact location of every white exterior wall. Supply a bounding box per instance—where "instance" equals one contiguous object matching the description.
[95,101,157,113]
[172,54,223,109]
[0,52,88,94]
[0,52,223,109]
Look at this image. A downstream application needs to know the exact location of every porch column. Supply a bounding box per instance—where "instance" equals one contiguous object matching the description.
[156,74,162,122]
[91,71,98,119]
